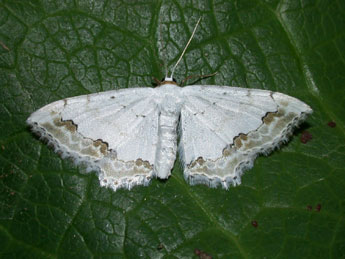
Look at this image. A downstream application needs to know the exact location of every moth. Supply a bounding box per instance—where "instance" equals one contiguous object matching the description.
[27,18,312,191]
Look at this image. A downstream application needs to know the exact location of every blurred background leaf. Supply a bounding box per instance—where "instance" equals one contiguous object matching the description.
[0,0,344,258]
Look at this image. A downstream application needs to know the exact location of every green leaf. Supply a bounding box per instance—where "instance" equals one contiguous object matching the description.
[1,0,344,258]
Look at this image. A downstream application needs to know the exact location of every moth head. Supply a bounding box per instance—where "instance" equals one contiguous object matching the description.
[160,77,178,85]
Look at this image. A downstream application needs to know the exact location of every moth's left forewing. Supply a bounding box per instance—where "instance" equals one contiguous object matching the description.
[179,85,312,189]
[27,88,159,191]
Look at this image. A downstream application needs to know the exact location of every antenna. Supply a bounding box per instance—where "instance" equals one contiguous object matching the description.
[168,17,202,80]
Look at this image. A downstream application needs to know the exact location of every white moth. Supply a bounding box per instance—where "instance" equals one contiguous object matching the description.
[27,19,312,191]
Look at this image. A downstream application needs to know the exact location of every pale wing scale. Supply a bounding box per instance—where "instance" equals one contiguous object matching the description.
[27,87,159,190]
[180,85,278,162]
[62,94,158,161]
[180,85,312,189]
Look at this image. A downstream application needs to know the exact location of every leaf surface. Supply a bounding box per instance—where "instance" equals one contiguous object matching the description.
[1,0,344,258]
